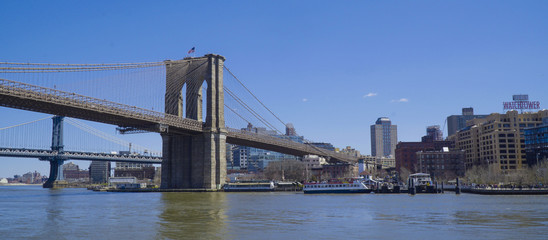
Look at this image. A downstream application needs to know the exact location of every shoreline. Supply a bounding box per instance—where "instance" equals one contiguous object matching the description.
[0,183,42,186]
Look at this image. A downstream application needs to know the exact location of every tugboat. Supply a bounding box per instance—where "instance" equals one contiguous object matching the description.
[303,178,371,194]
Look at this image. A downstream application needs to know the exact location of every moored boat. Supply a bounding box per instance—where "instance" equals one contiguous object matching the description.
[303,178,371,194]
[223,181,275,192]
[408,173,436,193]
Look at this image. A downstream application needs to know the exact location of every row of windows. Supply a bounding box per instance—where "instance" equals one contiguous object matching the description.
[498,133,515,137]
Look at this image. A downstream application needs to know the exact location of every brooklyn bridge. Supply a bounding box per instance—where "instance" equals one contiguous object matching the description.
[0,54,357,189]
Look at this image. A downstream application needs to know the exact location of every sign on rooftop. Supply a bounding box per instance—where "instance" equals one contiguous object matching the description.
[503,94,540,111]
[513,94,528,101]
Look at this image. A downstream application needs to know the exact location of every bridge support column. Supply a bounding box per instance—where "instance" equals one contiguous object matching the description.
[43,116,68,188]
[161,54,226,189]
[43,158,66,188]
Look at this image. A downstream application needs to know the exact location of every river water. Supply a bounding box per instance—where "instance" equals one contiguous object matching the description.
[0,186,547,240]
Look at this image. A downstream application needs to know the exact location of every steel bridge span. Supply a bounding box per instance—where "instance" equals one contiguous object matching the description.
[0,54,357,189]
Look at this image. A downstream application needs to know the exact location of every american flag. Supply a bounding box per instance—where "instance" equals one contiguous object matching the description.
[187,47,195,54]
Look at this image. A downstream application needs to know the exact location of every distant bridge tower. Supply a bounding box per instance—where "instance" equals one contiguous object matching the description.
[43,116,67,188]
[161,54,227,189]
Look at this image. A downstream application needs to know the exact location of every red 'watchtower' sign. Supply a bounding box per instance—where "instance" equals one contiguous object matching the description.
[503,94,540,110]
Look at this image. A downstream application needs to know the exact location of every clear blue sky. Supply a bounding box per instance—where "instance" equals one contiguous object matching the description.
[1,1,547,178]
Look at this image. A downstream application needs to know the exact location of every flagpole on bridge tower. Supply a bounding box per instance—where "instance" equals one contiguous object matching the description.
[187,47,196,58]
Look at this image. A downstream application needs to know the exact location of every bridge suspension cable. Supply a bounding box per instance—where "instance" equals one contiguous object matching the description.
[0,62,165,73]
[0,116,52,131]
[223,66,344,160]
[224,86,282,134]
[65,118,161,156]
[224,66,287,127]
[224,104,252,125]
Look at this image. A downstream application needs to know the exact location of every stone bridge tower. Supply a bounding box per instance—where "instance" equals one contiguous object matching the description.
[161,54,227,189]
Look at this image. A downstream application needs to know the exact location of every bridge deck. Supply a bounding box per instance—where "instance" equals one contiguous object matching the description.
[0,148,162,163]
[0,78,357,163]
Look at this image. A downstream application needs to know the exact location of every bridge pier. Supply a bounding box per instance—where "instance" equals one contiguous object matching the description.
[43,116,68,188]
[161,54,227,189]
[43,158,67,188]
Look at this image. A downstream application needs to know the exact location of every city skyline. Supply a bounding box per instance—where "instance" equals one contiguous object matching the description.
[1,1,547,177]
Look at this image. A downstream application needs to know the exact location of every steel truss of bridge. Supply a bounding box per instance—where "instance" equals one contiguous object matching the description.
[0,148,162,164]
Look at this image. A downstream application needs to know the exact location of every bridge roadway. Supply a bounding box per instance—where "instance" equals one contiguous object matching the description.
[0,148,162,163]
[0,78,357,163]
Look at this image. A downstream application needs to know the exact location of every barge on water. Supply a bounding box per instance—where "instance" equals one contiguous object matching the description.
[223,181,275,192]
[303,179,371,194]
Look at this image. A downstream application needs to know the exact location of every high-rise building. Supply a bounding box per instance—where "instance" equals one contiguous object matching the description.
[285,123,297,136]
[89,161,110,183]
[370,117,397,157]
[455,110,548,170]
[447,107,488,137]
[426,125,443,141]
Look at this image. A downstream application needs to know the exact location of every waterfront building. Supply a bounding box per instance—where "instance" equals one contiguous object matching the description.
[63,162,90,182]
[447,107,488,137]
[114,162,155,180]
[321,163,356,179]
[89,161,110,183]
[379,156,396,169]
[303,155,326,169]
[232,125,304,171]
[226,144,236,169]
[395,138,454,174]
[232,145,249,169]
[358,156,378,174]
[21,171,43,184]
[416,148,465,180]
[340,146,361,158]
[455,110,548,170]
[525,118,548,166]
[370,117,398,157]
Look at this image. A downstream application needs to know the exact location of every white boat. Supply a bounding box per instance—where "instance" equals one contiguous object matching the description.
[408,173,435,193]
[223,181,275,192]
[303,179,371,194]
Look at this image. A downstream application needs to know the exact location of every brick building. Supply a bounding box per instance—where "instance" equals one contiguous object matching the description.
[395,138,454,174]
[416,149,465,180]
